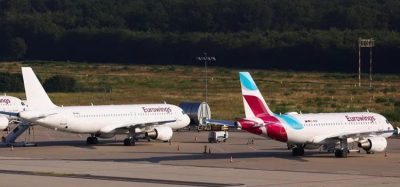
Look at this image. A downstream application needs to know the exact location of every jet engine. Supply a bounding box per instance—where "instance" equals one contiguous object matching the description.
[358,137,387,152]
[0,117,9,130]
[145,126,173,141]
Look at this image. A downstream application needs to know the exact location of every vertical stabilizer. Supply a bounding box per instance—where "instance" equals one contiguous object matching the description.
[22,67,57,110]
[239,72,273,118]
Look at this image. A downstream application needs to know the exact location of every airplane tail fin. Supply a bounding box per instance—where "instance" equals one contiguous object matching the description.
[22,67,57,110]
[239,72,273,118]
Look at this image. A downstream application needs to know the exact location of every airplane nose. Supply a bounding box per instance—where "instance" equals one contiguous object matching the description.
[183,114,191,126]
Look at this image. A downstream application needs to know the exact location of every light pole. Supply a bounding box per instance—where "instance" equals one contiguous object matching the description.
[358,38,375,88]
[196,53,216,104]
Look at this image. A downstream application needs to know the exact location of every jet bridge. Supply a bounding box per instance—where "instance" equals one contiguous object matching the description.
[179,102,211,127]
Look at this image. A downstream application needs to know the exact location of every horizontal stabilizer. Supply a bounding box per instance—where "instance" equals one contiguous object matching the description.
[0,111,19,117]
[206,119,236,127]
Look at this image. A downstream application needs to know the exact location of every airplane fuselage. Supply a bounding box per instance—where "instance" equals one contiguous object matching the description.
[0,96,25,120]
[20,104,190,134]
[238,112,393,145]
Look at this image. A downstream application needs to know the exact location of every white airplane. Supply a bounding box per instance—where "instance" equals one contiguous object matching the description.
[210,72,398,158]
[1,67,190,146]
[0,95,26,130]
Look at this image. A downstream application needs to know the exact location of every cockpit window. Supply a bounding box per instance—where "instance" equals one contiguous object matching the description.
[182,110,186,115]
[386,120,390,124]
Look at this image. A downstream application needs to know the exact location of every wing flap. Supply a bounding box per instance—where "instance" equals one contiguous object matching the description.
[99,118,176,133]
[311,129,396,144]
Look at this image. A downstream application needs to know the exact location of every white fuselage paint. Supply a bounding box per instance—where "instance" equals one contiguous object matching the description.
[20,104,190,134]
[280,112,393,145]
[0,96,26,120]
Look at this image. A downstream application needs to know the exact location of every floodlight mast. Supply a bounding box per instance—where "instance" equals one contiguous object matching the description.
[196,52,216,104]
[358,38,375,88]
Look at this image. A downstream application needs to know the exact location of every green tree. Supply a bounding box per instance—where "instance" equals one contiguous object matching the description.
[43,75,76,92]
[6,37,27,59]
[0,72,24,92]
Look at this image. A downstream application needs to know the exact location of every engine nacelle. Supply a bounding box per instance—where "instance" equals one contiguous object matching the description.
[145,126,173,141]
[0,117,9,130]
[358,137,387,152]
[95,133,115,139]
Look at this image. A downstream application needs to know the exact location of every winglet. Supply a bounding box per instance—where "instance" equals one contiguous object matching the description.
[22,67,57,110]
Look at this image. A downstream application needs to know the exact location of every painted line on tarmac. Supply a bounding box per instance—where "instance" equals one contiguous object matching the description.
[0,169,243,187]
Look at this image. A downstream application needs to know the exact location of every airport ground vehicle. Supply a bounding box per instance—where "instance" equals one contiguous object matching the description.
[208,131,228,143]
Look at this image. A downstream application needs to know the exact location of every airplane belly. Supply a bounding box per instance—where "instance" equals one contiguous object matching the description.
[65,118,104,133]
[166,121,183,130]
[286,128,309,143]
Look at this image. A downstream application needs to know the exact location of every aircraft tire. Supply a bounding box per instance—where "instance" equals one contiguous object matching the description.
[292,147,304,156]
[86,137,98,144]
[124,138,135,146]
[335,148,348,158]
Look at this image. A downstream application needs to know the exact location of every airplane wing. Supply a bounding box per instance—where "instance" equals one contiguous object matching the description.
[311,128,399,144]
[0,111,19,117]
[99,118,177,133]
[206,119,236,127]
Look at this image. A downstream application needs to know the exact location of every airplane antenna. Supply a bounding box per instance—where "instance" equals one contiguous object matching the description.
[164,101,167,104]
[91,102,94,106]
[4,93,6,96]
[367,109,369,112]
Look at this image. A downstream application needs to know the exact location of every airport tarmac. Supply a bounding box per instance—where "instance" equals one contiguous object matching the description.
[1,126,400,187]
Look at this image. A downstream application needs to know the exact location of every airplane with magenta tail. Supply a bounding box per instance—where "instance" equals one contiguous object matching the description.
[210,72,398,158]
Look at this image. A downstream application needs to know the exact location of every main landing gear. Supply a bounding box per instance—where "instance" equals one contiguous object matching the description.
[292,145,305,156]
[86,135,98,145]
[335,138,348,158]
[124,128,136,146]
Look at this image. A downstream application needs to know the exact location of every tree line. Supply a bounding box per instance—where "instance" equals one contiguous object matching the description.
[1,0,400,73]
[0,72,76,92]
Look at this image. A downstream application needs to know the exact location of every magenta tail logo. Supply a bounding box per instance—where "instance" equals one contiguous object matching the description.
[243,95,268,116]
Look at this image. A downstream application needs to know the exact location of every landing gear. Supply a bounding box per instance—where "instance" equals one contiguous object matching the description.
[86,136,98,144]
[335,138,348,158]
[335,149,348,158]
[124,128,136,146]
[124,137,135,146]
[292,145,305,156]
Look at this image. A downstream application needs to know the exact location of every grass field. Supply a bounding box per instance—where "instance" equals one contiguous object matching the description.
[1,61,399,126]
